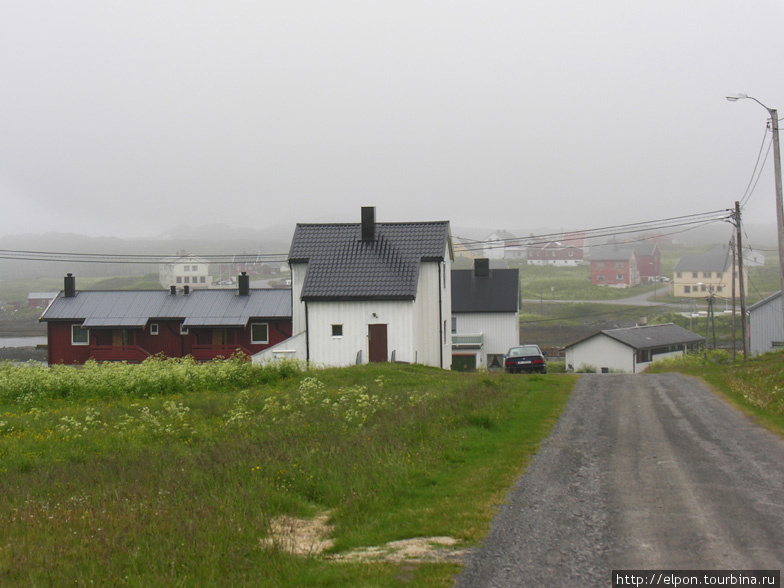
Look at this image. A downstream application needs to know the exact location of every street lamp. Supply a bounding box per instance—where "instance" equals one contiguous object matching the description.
[726,93,784,352]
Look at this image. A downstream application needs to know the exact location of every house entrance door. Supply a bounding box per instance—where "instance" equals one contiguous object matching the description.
[368,324,388,363]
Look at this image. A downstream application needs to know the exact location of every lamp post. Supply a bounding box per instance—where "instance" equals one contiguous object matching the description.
[727,93,784,348]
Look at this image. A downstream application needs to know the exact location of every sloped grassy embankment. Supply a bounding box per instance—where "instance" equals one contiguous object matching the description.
[0,357,574,587]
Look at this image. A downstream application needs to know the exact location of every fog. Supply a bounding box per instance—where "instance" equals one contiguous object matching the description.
[2,1,783,241]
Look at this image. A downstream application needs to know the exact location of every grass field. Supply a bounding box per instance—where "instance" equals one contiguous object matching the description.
[0,358,575,587]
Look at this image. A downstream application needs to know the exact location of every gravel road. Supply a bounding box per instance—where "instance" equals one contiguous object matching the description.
[456,373,784,587]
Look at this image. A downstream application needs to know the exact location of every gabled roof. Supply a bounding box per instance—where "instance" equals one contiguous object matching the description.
[451,268,520,313]
[589,244,637,261]
[40,289,291,328]
[674,245,732,273]
[564,323,704,350]
[748,290,782,313]
[289,221,451,301]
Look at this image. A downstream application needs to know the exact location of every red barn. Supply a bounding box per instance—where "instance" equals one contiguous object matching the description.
[40,273,292,365]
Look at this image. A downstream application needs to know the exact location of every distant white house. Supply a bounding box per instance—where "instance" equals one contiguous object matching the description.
[254,207,453,368]
[564,324,704,374]
[158,254,213,290]
[748,291,784,355]
[451,259,520,371]
[482,230,517,260]
[743,248,766,267]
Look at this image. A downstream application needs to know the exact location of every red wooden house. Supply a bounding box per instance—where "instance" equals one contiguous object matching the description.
[589,245,640,288]
[40,273,292,365]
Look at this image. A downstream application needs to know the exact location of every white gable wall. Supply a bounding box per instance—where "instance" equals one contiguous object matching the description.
[290,262,307,334]
[453,311,519,365]
[566,335,636,373]
[413,258,451,368]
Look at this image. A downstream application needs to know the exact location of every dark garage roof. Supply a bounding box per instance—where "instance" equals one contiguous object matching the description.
[289,221,451,301]
[40,289,291,328]
[565,323,704,350]
[451,268,520,313]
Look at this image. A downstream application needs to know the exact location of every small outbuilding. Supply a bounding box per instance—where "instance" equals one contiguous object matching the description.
[748,291,784,356]
[564,323,704,374]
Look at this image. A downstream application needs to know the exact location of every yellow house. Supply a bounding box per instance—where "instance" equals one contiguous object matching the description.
[672,245,747,299]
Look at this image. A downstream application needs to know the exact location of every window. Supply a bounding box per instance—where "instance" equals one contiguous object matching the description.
[597,274,605,282]
[596,262,605,269]
[684,286,691,293]
[676,272,682,278]
[176,277,182,284]
[184,277,190,284]
[615,262,624,268]
[331,324,343,337]
[716,272,722,279]
[71,324,89,345]
[251,323,269,344]
[616,274,624,281]
[180,324,189,335]
[703,272,711,279]
[451,317,457,334]
[692,272,699,278]
[200,276,206,283]
[150,323,159,335]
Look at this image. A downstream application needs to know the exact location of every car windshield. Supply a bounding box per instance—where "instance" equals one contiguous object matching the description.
[509,346,540,356]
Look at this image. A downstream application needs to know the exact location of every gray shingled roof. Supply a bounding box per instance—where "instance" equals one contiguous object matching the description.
[451,269,520,313]
[674,245,733,273]
[40,289,291,328]
[565,323,704,350]
[588,244,637,261]
[289,221,451,300]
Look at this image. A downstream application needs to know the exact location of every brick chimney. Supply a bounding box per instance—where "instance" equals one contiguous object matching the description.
[361,206,376,241]
[64,273,76,298]
[238,272,250,296]
[474,258,490,277]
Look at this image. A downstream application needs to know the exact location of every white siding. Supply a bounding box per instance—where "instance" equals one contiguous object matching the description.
[566,336,636,373]
[414,260,451,368]
[453,312,519,366]
[290,262,308,335]
[306,300,415,366]
[749,295,784,355]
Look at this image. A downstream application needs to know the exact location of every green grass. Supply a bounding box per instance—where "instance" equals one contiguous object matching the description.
[647,349,784,437]
[0,359,575,586]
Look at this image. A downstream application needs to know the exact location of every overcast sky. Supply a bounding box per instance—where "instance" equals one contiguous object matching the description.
[2,0,784,240]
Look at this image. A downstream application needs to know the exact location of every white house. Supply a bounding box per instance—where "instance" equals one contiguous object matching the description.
[482,230,517,260]
[159,254,213,290]
[564,323,704,374]
[254,207,453,368]
[748,291,784,355]
[451,259,520,371]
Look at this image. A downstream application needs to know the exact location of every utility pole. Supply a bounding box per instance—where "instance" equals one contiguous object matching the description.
[730,235,737,361]
[735,201,748,358]
[772,109,784,338]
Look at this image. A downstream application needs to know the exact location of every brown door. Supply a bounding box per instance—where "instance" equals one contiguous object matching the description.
[368,324,388,363]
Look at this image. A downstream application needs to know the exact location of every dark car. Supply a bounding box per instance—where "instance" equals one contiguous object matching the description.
[504,345,547,374]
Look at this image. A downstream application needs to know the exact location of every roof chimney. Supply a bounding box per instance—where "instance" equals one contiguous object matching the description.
[170,285,177,295]
[238,272,250,296]
[64,273,76,298]
[361,206,376,241]
[474,258,490,277]
[184,285,190,296]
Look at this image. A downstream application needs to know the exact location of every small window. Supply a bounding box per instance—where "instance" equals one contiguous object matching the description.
[451,317,457,334]
[180,324,189,335]
[616,274,624,281]
[176,277,182,284]
[684,286,691,293]
[676,272,682,278]
[331,324,343,337]
[597,274,605,282]
[72,324,89,345]
[184,277,190,284]
[200,276,206,283]
[692,272,699,278]
[597,262,605,269]
[150,323,159,335]
[251,323,269,344]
